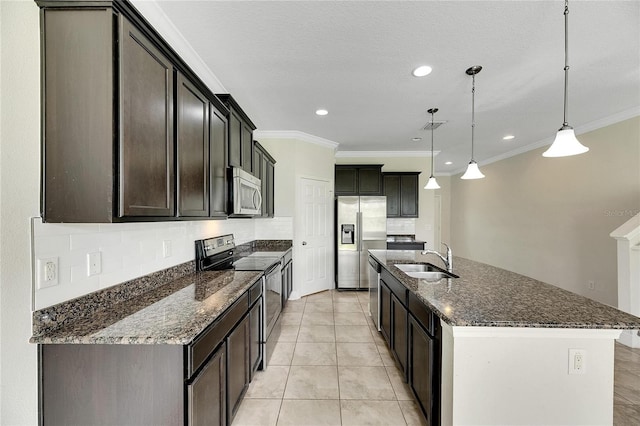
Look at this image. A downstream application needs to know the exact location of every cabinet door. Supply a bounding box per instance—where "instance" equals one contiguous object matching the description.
[249,298,263,380]
[266,160,275,217]
[383,174,401,217]
[241,123,253,172]
[188,343,226,426]
[253,144,263,180]
[227,315,249,422]
[210,107,228,218]
[391,293,408,378]
[228,111,242,168]
[335,166,358,195]
[409,317,435,425]
[119,17,174,217]
[400,174,419,217]
[177,73,209,217]
[358,166,383,195]
[380,281,391,345]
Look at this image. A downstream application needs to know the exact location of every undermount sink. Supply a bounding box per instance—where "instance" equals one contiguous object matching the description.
[394,263,459,281]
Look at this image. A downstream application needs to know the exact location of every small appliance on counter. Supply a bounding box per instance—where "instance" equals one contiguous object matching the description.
[336,196,387,289]
[195,234,282,369]
[386,235,426,250]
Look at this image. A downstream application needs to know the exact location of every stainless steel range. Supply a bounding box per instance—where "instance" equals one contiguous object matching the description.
[195,234,282,369]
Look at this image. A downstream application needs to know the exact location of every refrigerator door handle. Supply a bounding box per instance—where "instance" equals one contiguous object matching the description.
[356,211,363,252]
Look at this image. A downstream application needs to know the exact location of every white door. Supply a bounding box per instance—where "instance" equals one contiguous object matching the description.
[293,177,332,297]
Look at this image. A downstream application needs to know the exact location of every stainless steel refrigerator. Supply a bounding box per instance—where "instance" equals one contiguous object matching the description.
[336,196,387,289]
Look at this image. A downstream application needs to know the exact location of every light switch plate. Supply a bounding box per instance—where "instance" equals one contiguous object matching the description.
[87,252,102,276]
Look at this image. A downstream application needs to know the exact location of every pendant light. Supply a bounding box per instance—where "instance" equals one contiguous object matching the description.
[542,0,589,157]
[461,65,485,180]
[424,108,441,189]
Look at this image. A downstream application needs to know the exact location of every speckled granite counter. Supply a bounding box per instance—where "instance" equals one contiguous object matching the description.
[369,249,640,329]
[31,269,263,344]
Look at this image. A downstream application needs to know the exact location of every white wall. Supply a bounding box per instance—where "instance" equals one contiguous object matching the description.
[335,155,438,249]
[450,117,640,306]
[0,1,40,423]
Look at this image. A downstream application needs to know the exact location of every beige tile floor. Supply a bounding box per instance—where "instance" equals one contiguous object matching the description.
[233,289,640,425]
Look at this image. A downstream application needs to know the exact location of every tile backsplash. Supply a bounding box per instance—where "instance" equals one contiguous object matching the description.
[386,218,416,235]
[32,217,260,310]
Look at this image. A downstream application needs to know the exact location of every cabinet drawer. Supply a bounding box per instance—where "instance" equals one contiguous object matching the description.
[409,292,434,336]
[381,269,407,305]
[249,278,263,306]
[189,292,248,377]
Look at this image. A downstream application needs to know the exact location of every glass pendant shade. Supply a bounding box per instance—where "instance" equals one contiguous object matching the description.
[424,176,440,189]
[460,160,485,180]
[542,127,589,157]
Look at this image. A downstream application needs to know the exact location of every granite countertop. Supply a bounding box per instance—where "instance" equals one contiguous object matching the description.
[369,249,640,329]
[31,269,263,345]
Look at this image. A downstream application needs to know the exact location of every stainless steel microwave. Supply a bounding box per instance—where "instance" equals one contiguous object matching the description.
[231,167,262,215]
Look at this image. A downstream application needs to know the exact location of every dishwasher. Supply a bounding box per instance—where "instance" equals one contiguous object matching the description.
[368,256,382,331]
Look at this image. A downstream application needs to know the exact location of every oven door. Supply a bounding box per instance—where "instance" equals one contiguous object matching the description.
[232,167,262,215]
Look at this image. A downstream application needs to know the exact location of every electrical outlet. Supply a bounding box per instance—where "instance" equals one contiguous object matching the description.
[569,349,586,375]
[587,280,595,290]
[163,240,172,258]
[87,252,102,276]
[37,257,59,289]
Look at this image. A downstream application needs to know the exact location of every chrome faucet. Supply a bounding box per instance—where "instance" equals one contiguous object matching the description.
[421,243,453,272]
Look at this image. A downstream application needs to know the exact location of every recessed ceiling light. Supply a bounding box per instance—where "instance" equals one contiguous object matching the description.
[503,135,515,140]
[315,109,328,116]
[445,161,453,165]
[412,137,422,142]
[412,65,433,77]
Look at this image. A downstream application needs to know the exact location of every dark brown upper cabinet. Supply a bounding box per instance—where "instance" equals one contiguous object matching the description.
[119,17,175,218]
[383,172,420,218]
[176,73,209,217]
[335,165,383,196]
[253,141,276,218]
[209,107,228,219]
[216,94,256,175]
[37,1,230,222]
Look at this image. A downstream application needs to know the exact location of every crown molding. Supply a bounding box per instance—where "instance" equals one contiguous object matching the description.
[253,130,340,150]
[446,107,640,176]
[336,150,439,158]
[130,0,227,93]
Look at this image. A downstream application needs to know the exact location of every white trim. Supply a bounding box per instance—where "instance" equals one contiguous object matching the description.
[253,130,339,150]
[610,213,640,241]
[336,150,438,158]
[451,326,622,339]
[130,0,227,93]
[447,107,640,176]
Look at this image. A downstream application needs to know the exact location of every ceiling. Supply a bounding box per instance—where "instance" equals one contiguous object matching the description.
[154,0,640,174]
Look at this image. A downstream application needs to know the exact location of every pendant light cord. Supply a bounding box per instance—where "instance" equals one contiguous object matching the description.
[430,111,435,176]
[563,0,570,128]
[471,73,476,160]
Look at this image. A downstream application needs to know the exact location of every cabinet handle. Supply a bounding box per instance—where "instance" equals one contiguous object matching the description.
[302,241,307,246]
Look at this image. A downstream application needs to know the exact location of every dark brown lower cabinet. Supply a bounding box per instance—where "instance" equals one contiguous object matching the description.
[391,293,408,378]
[39,281,263,426]
[227,314,250,423]
[188,343,226,426]
[380,281,391,344]
[409,314,440,425]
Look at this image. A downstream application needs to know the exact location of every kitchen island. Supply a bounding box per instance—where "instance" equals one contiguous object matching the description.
[368,249,640,426]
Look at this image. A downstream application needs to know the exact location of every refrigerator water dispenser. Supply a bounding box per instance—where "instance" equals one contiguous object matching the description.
[341,224,355,244]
